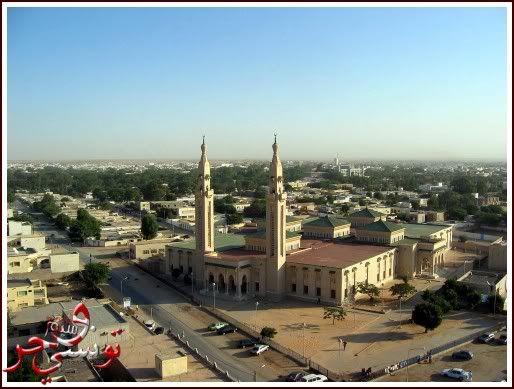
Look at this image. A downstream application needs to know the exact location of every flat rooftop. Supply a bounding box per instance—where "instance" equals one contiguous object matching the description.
[286,239,393,269]
[461,271,504,286]
[207,248,265,262]
[169,233,245,252]
[7,278,32,288]
[399,223,450,239]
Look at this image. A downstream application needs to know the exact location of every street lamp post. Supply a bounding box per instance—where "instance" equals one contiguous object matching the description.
[211,282,216,309]
[255,301,259,331]
[120,276,129,299]
[407,347,425,382]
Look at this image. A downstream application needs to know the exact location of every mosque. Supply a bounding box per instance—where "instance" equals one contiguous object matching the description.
[165,138,453,304]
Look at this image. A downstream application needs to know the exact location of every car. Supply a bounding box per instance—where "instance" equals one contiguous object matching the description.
[217,325,237,335]
[208,322,228,331]
[441,368,472,381]
[452,350,474,361]
[144,320,156,331]
[300,374,328,382]
[238,339,256,349]
[250,344,270,355]
[498,334,507,345]
[285,371,308,382]
[154,326,164,335]
[477,332,495,343]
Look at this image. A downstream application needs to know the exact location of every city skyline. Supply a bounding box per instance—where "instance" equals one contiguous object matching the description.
[7,6,508,161]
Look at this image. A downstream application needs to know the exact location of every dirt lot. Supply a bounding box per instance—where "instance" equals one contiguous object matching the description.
[376,332,508,382]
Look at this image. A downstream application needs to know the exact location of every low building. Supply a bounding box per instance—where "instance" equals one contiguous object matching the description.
[288,180,310,189]
[7,233,47,252]
[8,220,33,236]
[425,211,445,222]
[488,241,507,272]
[349,208,387,228]
[7,208,14,218]
[8,247,50,274]
[138,201,151,211]
[50,248,80,273]
[7,279,48,312]
[457,271,507,310]
[478,196,500,206]
[285,216,303,232]
[129,238,175,260]
[303,216,351,239]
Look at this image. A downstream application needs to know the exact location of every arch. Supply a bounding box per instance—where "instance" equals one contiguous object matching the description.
[228,275,236,294]
[218,273,226,293]
[208,273,214,284]
[241,275,248,294]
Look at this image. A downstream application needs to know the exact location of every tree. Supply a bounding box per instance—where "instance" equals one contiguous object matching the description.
[357,282,380,302]
[8,214,33,225]
[6,353,39,382]
[323,306,347,325]
[7,191,15,204]
[412,303,442,333]
[486,294,505,314]
[68,209,101,242]
[55,213,71,230]
[448,207,467,221]
[141,214,159,240]
[389,281,416,300]
[260,326,277,339]
[243,199,266,218]
[83,262,111,286]
[226,213,243,225]
[340,204,350,215]
[451,176,476,194]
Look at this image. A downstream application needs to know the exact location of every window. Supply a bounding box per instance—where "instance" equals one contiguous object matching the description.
[383,270,386,279]
[316,287,321,297]
[17,291,28,297]
[377,273,380,282]
[303,285,309,295]
[143,250,150,255]
[344,288,348,298]
[389,268,392,276]
[18,328,30,336]
[188,266,192,274]
[255,282,260,292]
[151,249,158,253]
[291,283,296,293]
[331,289,336,299]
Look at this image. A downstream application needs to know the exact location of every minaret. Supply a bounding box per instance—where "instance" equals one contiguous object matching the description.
[194,136,214,289]
[265,134,287,301]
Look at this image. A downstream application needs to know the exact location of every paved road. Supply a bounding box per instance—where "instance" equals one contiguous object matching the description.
[375,334,508,382]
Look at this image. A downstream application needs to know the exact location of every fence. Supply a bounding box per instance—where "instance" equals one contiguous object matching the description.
[366,320,507,382]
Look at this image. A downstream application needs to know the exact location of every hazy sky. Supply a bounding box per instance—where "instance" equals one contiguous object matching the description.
[7,6,508,161]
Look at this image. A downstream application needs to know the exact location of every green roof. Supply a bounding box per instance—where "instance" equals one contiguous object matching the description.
[245,230,301,240]
[397,223,449,239]
[169,233,245,252]
[303,216,351,229]
[350,208,385,218]
[357,220,405,233]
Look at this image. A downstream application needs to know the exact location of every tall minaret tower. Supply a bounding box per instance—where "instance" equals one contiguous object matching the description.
[194,136,214,289]
[265,134,287,301]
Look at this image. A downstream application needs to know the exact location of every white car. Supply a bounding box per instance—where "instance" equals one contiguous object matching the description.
[300,374,328,382]
[144,320,156,331]
[441,368,472,381]
[250,344,270,355]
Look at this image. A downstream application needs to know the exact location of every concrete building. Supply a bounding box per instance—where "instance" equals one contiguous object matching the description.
[129,238,175,260]
[425,211,445,222]
[8,233,47,252]
[349,208,387,228]
[478,196,500,206]
[458,271,507,310]
[285,216,303,232]
[50,248,80,273]
[488,241,507,272]
[7,279,48,312]
[303,216,351,239]
[8,247,50,274]
[8,220,33,236]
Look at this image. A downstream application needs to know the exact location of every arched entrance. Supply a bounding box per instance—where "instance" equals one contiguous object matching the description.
[241,275,247,295]
[228,275,236,295]
[218,274,226,294]
[208,273,214,284]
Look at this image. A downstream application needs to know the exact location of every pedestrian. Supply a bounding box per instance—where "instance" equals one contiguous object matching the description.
[343,340,347,351]
[317,297,321,304]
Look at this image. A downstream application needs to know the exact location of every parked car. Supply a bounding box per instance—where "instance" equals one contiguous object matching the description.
[144,320,156,331]
[217,325,237,335]
[452,350,474,361]
[300,374,328,382]
[208,322,228,331]
[285,371,308,382]
[238,339,256,349]
[154,326,164,335]
[250,344,269,355]
[477,332,495,343]
[441,368,472,381]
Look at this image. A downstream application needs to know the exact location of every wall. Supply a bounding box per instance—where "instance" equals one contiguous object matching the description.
[488,242,507,272]
[50,252,80,273]
[8,221,33,236]
[7,282,48,311]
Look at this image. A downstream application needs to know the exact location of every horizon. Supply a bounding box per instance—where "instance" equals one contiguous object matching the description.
[7,6,508,160]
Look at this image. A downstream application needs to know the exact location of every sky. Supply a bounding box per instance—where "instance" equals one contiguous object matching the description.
[7,6,508,161]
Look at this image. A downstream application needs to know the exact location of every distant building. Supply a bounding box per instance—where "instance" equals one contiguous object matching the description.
[457,271,507,310]
[8,220,33,236]
[478,196,500,206]
[50,248,80,273]
[7,279,48,312]
[349,208,387,228]
[129,238,176,260]
[425,211,445,222]
[303,216,351,239]
[488,241,507,272]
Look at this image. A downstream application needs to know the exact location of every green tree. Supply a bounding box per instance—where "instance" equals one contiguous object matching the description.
[486,294,505,314]
[243,199,266,218]
[83,262,111,286]
[323,306,347,325]
[448,207,467,221]
[55,213,71,230]
[7,191,15,204]
[141,214,159,240]
[226,213,243,225]
[451,176,476,194]
[357,282,380,302]
[68,209,101,242]
[412,303,443,333]
[389,281,416,300]
[8,214,33,225]
[260,326,277,339]
[6,353,39,382]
